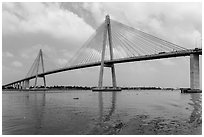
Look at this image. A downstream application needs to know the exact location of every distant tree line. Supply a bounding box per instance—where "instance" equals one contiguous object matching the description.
[2,85,175,90]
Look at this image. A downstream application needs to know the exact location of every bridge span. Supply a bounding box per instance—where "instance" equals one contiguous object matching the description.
[3,48,201,88]
[3,15,202,91]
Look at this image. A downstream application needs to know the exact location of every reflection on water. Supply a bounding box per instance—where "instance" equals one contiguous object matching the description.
[24,92,46,134]
[33,92,46,133]
[2,90,202,135]
[98,92,117,122]
[189,93,202,124]
[105,92,116,121]
[98,92,103,123]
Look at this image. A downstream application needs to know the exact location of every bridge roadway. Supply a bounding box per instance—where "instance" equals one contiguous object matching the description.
[3,48,202,87]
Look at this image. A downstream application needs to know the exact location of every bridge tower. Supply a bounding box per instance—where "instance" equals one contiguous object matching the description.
[34,49,46,88]
[190,53,200,90]
[98,15,117,88]
[23,49,46,89]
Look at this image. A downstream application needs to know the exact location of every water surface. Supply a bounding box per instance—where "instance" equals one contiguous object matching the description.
[2,90,202,135]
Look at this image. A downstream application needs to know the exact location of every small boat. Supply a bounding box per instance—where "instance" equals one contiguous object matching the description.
[180,88,202,93]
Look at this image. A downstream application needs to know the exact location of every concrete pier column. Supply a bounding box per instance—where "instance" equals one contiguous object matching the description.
[17,83,19,89]
[24,80,30,89]
[111,65,117,87]
[22,81,25,89]
[20,81,23,89]
[190,54,200,89]
[20,82,22,89]
[43,76,46,88]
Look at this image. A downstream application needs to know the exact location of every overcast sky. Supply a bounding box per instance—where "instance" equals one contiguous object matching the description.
[2,2,202,88]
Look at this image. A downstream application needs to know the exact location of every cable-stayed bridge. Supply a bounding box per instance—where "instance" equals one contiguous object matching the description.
[3,15,202,91]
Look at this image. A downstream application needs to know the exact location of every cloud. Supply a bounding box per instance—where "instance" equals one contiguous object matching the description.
[2,2,94,43]
[3,51,14,58]
[81,2,201,49]
[20,44,56,59]
[57,58,68,66]
[12,61,23,67]
[19,44,82,70]
[58,49,75,61]
[82,3,105,25]
[2,65,25,84]
[20,44,67,69]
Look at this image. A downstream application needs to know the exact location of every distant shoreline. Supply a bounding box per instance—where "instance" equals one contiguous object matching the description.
[2,86,179,91]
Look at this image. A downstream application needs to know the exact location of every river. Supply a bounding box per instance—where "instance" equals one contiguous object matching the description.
[2,90,202,135]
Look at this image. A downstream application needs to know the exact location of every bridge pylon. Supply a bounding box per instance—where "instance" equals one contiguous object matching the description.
[98,15,117,89]
[34,49,46,88]
[23,49,46,89]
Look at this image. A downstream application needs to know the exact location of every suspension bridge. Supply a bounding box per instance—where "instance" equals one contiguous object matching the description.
[3,15,202,91]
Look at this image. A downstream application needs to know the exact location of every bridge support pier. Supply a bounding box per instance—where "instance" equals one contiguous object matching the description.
[34,76,46,88]
[190,54,200,90]
[20,82,22,89]
[110,64,117,87]
[43,76,46,88]
[16,83,17,89]
[24,80,30,89]
[21,81,24,89]
[99,63,117,88]
[17,83,19,89]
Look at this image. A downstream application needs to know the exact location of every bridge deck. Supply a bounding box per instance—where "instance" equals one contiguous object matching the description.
[3,48,202,87]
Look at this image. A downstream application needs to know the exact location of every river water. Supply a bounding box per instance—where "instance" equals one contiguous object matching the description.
[2,90,202,135]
